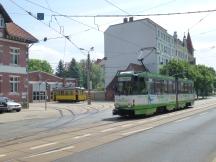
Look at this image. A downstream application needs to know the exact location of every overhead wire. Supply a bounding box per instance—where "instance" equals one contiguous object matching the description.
[22,0,216,49]
[9,0,86,55]
[189,13,211,31]
[99,0,178,27]
[20,0,151,48]
[49,9,216,17]
[10,0,216,59]
[103,0,130,14]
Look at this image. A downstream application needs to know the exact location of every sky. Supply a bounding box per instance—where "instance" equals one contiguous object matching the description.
[1,0,216,71]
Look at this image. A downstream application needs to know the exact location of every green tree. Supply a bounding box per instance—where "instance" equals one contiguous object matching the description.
[77,59,104,90]
[160,60,216,98]
[78,59,87,88]
[28,59,53,74]
[160,60,189,78]
[55,60,65,77]
[65,58,80,78]
[91,62,104,90]
[195,65,215,98]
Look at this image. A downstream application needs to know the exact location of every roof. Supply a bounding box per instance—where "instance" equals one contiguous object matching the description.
[187,32,194,55]
[126,63,149,72]
[118,71,193,83]
[106,18,167,32]
[6,22,38,43]
[0,4,12,23]
[29,71,63,81]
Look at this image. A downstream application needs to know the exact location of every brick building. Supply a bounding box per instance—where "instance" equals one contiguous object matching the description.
[28,71,78,102]
[28,71,63,102]
[0,4,38,102]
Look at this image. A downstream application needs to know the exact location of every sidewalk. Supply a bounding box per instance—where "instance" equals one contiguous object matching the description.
[0,101,114,123]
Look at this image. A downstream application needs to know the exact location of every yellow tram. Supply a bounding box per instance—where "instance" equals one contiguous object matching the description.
[53,87,86,102]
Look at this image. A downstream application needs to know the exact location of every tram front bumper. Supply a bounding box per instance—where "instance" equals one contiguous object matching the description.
[113,108,134,116]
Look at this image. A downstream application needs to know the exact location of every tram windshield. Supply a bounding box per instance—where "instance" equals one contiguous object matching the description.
[116,76,147,95]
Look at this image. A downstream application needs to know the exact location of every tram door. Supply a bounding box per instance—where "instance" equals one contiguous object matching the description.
[75,90,78,101]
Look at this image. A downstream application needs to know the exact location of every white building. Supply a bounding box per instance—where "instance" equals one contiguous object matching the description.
[104,18,195,90]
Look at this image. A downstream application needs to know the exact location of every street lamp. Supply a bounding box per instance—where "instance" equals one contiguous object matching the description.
[79,47,94,105]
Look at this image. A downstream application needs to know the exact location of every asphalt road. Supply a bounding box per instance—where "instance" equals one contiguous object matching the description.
[56,107,216,162]
[0,107,113,141]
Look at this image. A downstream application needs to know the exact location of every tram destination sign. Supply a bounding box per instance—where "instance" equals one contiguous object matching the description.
[118,76,131,82]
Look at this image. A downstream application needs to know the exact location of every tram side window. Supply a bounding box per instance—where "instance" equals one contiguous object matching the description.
[138,77,147,94]
[131,76,139,94]
[189,83,193,93]
[168,81,175,93]
[149,79,155,94]
[61,91,64,95]
[180,82,184,93]
[164,80,168,93]
[183,83,188,93]
[117,82,123,94]
[155,79,164,95]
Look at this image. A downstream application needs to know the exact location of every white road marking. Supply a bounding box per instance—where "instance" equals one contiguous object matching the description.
[101,128,116,133]
[26,146,75,158]
[121,124,134,128]
[122,127,153,136]
[30,142,57,150]
[199,112,208,116]
[74,134,91,139]
[174,117,190,123]
[0,154,6,158]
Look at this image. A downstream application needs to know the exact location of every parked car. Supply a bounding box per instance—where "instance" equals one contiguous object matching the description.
[0,97,22,113]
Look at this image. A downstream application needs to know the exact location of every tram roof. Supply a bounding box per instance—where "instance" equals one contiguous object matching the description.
[117,71,193,83]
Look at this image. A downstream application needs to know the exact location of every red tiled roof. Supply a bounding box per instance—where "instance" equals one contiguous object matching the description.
[6,22,38,43]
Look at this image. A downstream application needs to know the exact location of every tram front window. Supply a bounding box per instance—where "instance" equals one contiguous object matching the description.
[116,81,132,95]
[116,80,147,95]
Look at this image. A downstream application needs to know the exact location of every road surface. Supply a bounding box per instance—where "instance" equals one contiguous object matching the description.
[56,107,216,162]
[0,98,216,161]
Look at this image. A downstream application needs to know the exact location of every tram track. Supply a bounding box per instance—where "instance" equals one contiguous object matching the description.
[0,103,111,147]
[1,99,216,148]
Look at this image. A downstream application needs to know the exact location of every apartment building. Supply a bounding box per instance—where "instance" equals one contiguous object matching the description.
[104,18,195,95]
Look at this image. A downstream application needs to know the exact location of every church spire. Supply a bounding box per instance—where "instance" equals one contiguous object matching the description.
[186,31,194,55]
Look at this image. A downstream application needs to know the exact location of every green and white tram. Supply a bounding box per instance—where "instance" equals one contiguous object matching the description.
[113,71,195,116]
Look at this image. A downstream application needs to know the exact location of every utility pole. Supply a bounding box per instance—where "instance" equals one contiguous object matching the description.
[26,44,34,109]
[87,52,91,105]
[79,47,94,105]
[175,77,179,109]
[45,81,49,111]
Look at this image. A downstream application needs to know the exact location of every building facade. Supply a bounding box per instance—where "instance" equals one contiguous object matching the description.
[28,71,78,102]
[104,18,195,91]
[0,4,38,102]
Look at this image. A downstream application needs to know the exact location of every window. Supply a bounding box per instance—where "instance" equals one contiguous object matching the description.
[10,76,19,93]
[0,45,3,63]
[33,91,45,101]
[10,47,20,65]
[0,75,2,94]
[0,15,4,28]
[168,80,176,93]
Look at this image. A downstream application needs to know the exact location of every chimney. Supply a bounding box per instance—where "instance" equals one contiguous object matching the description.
[123,17,128,23]
[129,17,133,22]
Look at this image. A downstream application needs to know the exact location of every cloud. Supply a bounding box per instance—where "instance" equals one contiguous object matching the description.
[29,45,63,69]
